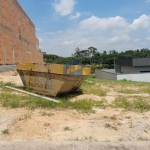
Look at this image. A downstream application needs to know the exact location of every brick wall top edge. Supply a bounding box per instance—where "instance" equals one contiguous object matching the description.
[13,0,35,28]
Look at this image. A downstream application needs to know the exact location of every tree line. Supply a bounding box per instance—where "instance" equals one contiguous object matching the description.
[44,47,150,71]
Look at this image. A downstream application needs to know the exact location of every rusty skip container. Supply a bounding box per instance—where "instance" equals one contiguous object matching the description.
[16,62,91,97]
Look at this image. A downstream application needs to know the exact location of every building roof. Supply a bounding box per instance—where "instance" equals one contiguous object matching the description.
[116,58,150,66]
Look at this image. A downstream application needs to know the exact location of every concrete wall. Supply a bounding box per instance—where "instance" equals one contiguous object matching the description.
[0,65,16,72]
[0,0,43,64]
[121,66,150,73]
[134,66,150,73]
[121,66,135,73]
[117,73,150,82]
[95,69,150,82]
[95,69,117,80]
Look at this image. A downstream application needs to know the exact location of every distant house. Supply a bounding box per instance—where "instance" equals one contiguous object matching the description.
[95,58,150,82]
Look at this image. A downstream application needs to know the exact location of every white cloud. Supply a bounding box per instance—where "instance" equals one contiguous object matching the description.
[146,37,150,41]
[78,14,150,33]
[36,28,40,31]
[136,11,141,14]
[69,12,81,20]
[52,0,76,16]
[108,35,130,44]
[146,0,150,3]
[130,14,150,30]
[40,14,150,56]
[79,16,128,31]
[38,37,43,43]
[45,32,55,35]
[45,31,63,35]
[62,40,74,45]
[134,38,140,42]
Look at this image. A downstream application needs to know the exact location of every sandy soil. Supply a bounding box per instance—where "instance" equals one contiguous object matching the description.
[0,71,150,149]
[0,71,23,86]
[1,106,150,142]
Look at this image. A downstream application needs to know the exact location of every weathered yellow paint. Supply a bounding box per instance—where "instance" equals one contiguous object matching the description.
[16,62,91,97]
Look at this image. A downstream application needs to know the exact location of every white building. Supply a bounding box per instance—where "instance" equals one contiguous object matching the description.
[95,58,150,82]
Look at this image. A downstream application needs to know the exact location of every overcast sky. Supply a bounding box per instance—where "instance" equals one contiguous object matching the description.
[18,0,150,56]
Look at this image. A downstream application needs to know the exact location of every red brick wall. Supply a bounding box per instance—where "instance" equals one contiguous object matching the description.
[0,0,43,64]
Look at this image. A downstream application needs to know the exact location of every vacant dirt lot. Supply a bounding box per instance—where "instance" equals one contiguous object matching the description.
[0,71,150,149]
[1,105,150,142]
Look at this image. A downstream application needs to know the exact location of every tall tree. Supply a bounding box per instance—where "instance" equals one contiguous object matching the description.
[88,46,97,64]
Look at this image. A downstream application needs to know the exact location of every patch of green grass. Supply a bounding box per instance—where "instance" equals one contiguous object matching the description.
[137,137,150,141]
[117,89,138,94]
[2,129,9,134]
[118,138,123,141]
[4,82,16,87]
[75,137,80,141]
[1,79,107,112]
[143,88,150,94]
[83,136,97,142]
[105,124,118,131]
[0,90,107,113]
[0,82,5,88]
[18,114,31,121]
[71,99,107,113]
[41,111,47,116]
[63,126,71,131]
[111,96,150,112]
[132,97,150,112]
[1,77,150,113]
[41,111,54,117]
[125,116,131,119]
[93,99,107,108]
[103,116,108,118]
[43,123,51,127]
[110,116,117,120]
[71,99,93,113]
[111,97,131,109]
[0,92,59,109]
[88,74,95,78]
[23,96,59,109]
[81,82,107,96]
[105,123,111,128]
[111,126,118,131]
[93,89,107,96]
[82,80,95,86]
[0,93,21,108]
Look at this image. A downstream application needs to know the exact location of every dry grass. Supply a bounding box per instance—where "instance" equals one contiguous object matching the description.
[0,76,150,113]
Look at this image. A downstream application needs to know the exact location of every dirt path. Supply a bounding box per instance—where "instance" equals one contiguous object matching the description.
[0,141,150,150]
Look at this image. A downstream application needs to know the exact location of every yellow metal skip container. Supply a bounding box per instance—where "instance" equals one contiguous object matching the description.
[16,62,91,97]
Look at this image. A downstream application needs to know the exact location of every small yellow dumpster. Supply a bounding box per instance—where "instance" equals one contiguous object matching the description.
[16,62,91,97]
